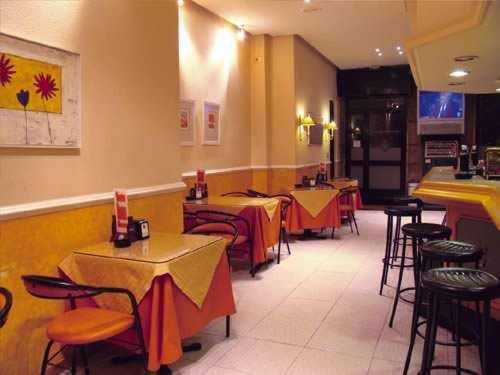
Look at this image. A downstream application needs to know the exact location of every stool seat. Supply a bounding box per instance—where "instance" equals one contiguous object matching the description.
[401,223,451,240]
[422,267,500,300]
[394,197,424,208]
[384,206,422,217]
[420,240,482,263]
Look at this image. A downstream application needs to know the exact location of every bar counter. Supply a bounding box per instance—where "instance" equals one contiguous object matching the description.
[414,166,500,321]
[412,166,500,230]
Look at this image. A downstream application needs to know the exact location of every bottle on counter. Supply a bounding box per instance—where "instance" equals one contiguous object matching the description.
[470,145,479,168]
[458,144,470,172]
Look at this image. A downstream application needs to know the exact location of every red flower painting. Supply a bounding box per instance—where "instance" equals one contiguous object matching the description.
[0,53,16,87]
[33,72,59,100]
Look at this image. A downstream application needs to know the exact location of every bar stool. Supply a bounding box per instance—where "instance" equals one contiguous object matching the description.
[403,240,483,374]
[419,268,500,375]
[379,204,422,296]
[388,223,451,327]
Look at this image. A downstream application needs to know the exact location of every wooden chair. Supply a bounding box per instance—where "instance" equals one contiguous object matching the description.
[21,275,147,375]
[339,187,360,235]
[270,194,293,264]
[0,287,12,328]
[193,210,255,276]
[221,192,251,197]
[247,189,269,198]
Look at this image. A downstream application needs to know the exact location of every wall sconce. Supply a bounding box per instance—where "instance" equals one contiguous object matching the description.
[299,114,315,141]
[325,120,337,140]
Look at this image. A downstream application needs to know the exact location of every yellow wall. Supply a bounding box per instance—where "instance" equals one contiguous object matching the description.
[179,1,251,173]
[294,37,338,166]
[0,1,183,373]
[0,0,182,206]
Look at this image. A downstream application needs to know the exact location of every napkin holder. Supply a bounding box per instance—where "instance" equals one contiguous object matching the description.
[111,216,149,244]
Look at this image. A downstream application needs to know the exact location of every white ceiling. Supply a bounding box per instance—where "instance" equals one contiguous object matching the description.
[193,0,410,69]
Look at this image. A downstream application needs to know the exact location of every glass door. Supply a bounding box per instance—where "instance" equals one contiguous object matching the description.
[346,98,406,204]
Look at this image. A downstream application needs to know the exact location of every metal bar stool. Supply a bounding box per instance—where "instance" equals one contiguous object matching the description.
[388,223,452,328]
[403,240,484,374]
[419,268,500,375]
[380,203,422,296]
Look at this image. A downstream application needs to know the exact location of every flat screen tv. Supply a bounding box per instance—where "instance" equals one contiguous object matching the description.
[418,90,465,135]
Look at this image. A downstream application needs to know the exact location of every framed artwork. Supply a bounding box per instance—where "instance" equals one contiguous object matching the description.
[0,33,81,148]
[202,102,221,145]
[180,99,195,146]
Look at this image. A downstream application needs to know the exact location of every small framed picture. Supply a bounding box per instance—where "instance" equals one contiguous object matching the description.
[180,100,195,146]
[203,102,221,145]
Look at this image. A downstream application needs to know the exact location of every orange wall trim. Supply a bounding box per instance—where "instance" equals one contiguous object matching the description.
[0,190,184,374]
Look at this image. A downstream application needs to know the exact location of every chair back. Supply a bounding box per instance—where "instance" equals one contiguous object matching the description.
[194,210,251,238]
[270,194,293,220]
[338,187,358,208]
[222,192,251,197]
[0,287,12,328]
[247,189,269,198]
[21,275,139,313]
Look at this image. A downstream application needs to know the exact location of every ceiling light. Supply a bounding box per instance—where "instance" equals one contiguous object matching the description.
[449,69,469,78]
[177,0,184,6]
[375,48,381,53]
[377,52,383,57]
[398,51,404,55]
[496,88,500,92]
[304,0,311,3]
[454,55,478,62]
[396,46,401,51]
[237,26,246,41]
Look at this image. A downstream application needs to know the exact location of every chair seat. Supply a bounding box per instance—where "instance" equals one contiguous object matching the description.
[47,307,135,345]
[401,223,451,240]
[384,206,421,217]
[421,240,482,263]
[220,234,248,246]
[422,268,500,300]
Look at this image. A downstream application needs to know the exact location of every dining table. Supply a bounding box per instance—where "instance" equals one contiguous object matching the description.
[59,233,235,372]
[286,186,341,235]
[183,196,281,268]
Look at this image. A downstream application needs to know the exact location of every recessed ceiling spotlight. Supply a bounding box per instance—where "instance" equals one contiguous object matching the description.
[396,46,401,51]
[449,69,469,78]
[377,52,383,57]
[375,48,381,53]
[304,0,311,3]
[496,88,500,92]
[454,55,479,62]
[177,0,184,6]
[398,51,404,55]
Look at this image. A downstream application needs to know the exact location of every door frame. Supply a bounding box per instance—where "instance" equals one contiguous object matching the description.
[345,96,407,203]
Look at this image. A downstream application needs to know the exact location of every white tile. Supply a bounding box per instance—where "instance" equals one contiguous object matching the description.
[287,348,371,375]
[307,319,381,358]
[216,337,302,375]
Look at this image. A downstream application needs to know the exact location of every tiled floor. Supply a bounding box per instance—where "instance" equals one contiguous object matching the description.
[86,210,481,374]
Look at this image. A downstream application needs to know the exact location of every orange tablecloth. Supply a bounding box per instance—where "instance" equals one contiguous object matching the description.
[62,250,235,372]
[184,199,280,265]
[286,191,341,232]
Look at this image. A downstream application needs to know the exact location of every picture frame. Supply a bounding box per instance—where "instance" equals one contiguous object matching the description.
[0,33,81,149]
[202,101,221,145]
[180,99,195,146]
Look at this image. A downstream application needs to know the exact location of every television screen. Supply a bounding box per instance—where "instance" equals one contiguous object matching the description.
[419,91,464,121]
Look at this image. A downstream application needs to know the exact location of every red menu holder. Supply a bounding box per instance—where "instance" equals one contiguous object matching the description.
[113,189,131,248]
